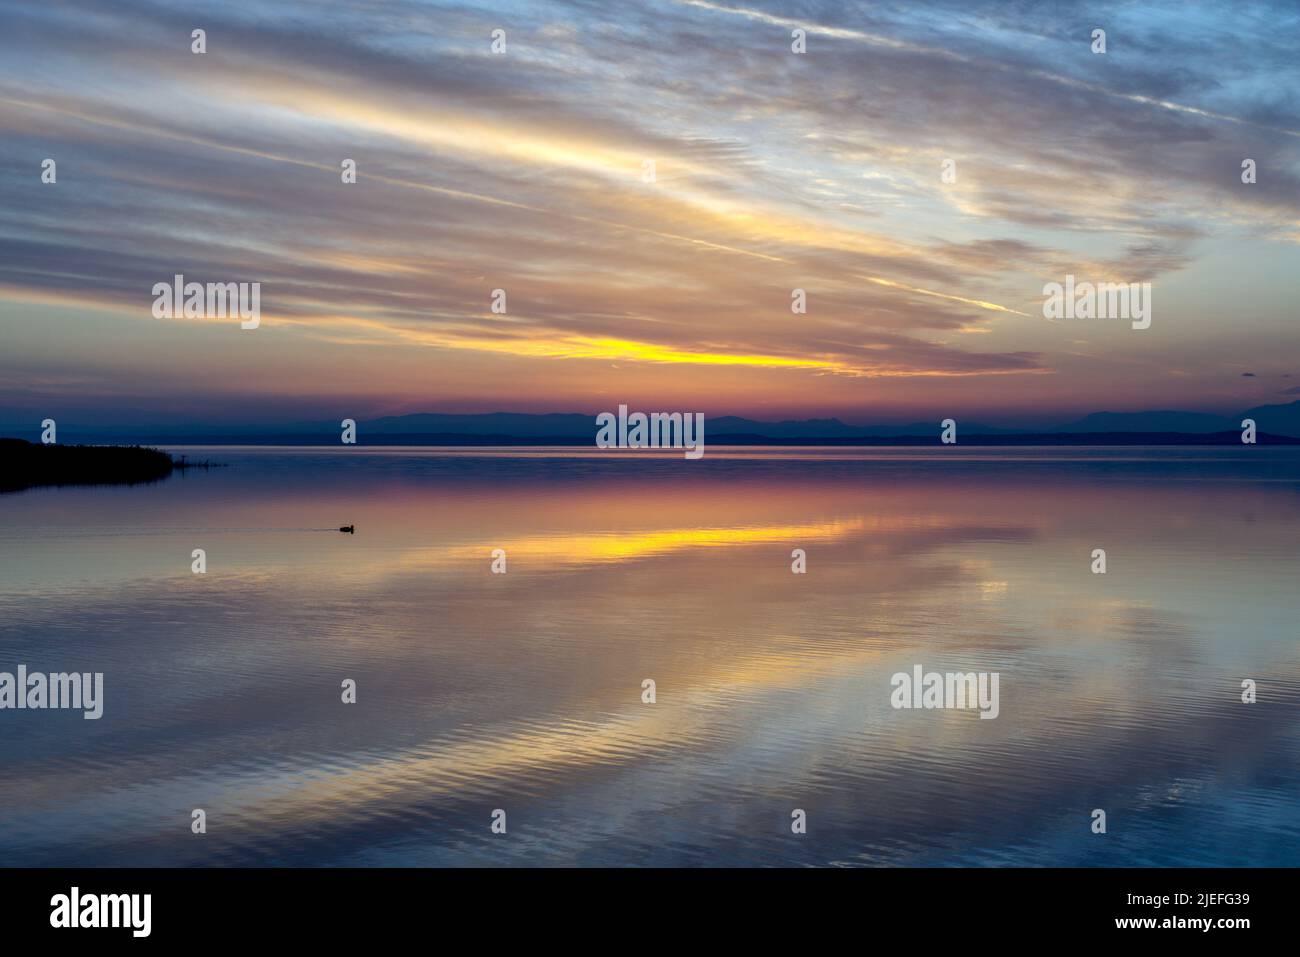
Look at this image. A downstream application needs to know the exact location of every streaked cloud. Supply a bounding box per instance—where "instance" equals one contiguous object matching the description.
[1,0,1296,424]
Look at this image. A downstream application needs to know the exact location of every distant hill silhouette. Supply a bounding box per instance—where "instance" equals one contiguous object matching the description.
[1053,400,1300,436]
[363,412,594,437]
[358,412,1023,440]
[1054,410,1235,433]
[356,402,1300,441]
[9,400,1300,444]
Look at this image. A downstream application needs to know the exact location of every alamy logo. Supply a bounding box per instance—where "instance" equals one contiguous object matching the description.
[890,664,999,719]
[595,404,705,459]
[0,666,103,719]
[152,274,261,329]
[1042,274,1151,330]
[50,887,150,937]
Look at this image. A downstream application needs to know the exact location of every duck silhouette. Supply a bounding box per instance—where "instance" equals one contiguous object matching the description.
[339,525,355,534]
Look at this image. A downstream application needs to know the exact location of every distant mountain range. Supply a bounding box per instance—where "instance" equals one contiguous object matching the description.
[7,401,1300,444]
[357,401,1300,440]
[1054,400,1300,435]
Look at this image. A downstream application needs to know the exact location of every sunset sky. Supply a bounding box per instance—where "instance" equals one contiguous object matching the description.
[2,0,1298,430]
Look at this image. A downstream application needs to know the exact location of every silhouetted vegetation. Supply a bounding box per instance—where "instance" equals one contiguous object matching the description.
[0,439,210,493]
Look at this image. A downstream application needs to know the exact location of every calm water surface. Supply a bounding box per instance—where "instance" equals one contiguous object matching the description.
[1,447,1298,866]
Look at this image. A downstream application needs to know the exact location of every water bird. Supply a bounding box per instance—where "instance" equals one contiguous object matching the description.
[339,525,355,534]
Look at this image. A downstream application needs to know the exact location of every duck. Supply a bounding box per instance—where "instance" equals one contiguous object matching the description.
[339,525,355,534]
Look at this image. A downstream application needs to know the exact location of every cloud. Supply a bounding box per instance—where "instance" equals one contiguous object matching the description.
[0,0,1297,419]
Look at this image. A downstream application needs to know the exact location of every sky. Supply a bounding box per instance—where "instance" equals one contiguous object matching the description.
[1,0,1298,430]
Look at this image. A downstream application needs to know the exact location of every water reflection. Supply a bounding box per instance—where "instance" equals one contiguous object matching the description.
[0,447,1297,865]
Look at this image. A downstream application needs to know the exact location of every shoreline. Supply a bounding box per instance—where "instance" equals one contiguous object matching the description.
[0,439,210,493]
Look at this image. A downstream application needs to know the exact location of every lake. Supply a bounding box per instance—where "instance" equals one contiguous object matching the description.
[1,446,1297,866]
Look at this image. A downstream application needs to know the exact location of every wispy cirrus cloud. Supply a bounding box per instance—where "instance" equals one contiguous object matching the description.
[0,0,1296,424]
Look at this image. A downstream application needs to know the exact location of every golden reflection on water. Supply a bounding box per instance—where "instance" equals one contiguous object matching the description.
[1,449,1298,864]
